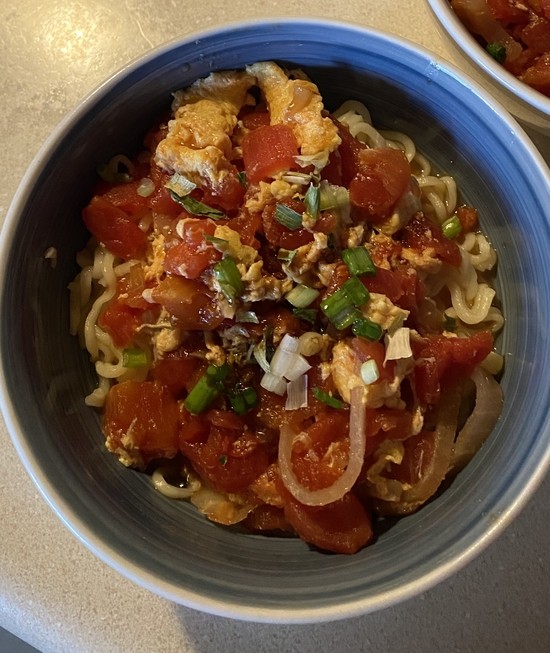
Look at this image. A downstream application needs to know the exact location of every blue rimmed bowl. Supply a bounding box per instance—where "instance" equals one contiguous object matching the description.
[2,18,550,623]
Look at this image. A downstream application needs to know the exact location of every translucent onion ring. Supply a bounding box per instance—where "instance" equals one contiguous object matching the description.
[278,386,365,506]
[450,367,503,473]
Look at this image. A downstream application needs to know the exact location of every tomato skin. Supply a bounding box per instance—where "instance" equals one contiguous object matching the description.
[150,276,224,330]
[180,426,270,493]
[242,124,299,183]
[164,218,221,278]
[280,485,373,554]
[411,331,494,406]
[83,195,148,260]
[104,380,180,463]
[151,350,203,396]
[349,147,411,223]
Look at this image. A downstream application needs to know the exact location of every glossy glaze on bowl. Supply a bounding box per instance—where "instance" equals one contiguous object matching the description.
[426,0,550,135]
[1,19,550,623]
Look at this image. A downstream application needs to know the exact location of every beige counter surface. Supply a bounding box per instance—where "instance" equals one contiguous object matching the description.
[1,1,550,651]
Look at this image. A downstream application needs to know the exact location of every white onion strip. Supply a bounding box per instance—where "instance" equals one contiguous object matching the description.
[450,368,503,472]
[278,386,366,506]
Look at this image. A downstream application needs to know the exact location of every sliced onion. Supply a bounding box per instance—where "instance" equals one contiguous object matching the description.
[285,374,308,410]
[260,372,287,396]
[450,368,503,472]
[384,326,412,364]
[278,386,365,506]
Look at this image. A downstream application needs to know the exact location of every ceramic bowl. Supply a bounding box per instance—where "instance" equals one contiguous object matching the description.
[426,0,550,136]
[2,18,550,623]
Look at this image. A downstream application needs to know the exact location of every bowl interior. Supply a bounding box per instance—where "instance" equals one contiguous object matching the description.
[2,19,550,622]
[426,0,550,133]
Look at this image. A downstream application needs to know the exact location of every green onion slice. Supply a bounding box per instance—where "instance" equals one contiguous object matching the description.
[312,386,345,409]
[184,364,230,414]
[285,284,320,308]
[319,181,349,210]
[342,247,376,277]
[277,248,296,263]
[352,318,383,341]
[213,257,243,302]
[321,277,370,330]
[486,42,506,64]
[169,191,225,219]
[229,386,259,415]
[275,204,303,230]
[165,172,196,197]
[122,348,148,368]
[304,183,320,220]
[292,307,318,324]
[441,215,462,240]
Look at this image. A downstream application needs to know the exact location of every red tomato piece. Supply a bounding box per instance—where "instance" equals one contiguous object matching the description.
[281,488,373,554]
[202,167,245,212]
[83,195,148,260]
[522,52,550,94]
[104,380,180,463]
[226,209,262,248]
[351,338,395,383]
[164,219,221,278]
[520,14,550,54]
[486,0,529,24]
[181,427,270,493]
[362,265,423,311]
[363,408,416,458]
[100,180,150,219]
[400,213,462,267]
[151,350,203,396]
[261,199,313,248]
[150,276,224,330]
[242,124,299,184]
[349,147,411,222]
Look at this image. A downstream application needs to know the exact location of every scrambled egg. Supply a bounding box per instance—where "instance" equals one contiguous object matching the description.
[246,61,341,168]
[362,292,409,333]
[213,225,258,266]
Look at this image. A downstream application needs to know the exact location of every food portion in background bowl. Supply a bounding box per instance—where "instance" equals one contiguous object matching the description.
[69,61,504,555]
[450,0,550,97]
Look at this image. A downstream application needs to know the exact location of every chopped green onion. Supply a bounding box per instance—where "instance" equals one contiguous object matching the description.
[361,359,380,385]
[319,181,349,210]
[229,386,258,415]
[443,313,457,332]
[275,204,303,230]
[292,307,318,324]
[122,348,148,368]
[204,234,229,247]
[441,215,462,239]
[321,277,370,330]
[486,42,506,64]
[285,284,320,308]
[214,257,243,302]
[304,183,320,220]
[352,318,383,341]
[277,248,296,263]
[137,177,155,197]
[342,247,376,277]
[184,364,230,414]
[312,386,345,409]
[165,172,196,197]
[237,170,248,188]
[218,454,228,466]
[169,191,225,219]
[235,309,259,324]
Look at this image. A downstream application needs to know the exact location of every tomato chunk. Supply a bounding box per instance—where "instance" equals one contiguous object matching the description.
[400,213,461,267]
[164,218,221,278]
[83,195,148,260]
[243,124,299,184]
[104,380,179,463]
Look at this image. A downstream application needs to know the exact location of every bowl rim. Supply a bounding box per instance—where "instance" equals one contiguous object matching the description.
[2,15,550,623]
[426,0,550,117]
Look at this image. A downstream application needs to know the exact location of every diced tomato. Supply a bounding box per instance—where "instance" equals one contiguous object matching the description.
[100,180,150,219]
[456,205,479,232]
[400,213,462,267]
[320,148,343,185]
[349,147,411,223]
[351,338,395,383]
[180,426,270,493]
[240,106,271,130]
[151,350,203,396]
[521,52,550,94]
[242,124,299,184]
[411,331,494,405]
[334,120,365,185]
[164,218,221,278]
[83,195,148,260]
[243,505,292,533]
[363,407,416,458]
[520,14,550,54]
[150,276,224,330]
[387,430,436,486]
[280,486,373,554]
[261,199,314,248]
[104,380,180,463]
[486,0,530,24]
[226,208,262,248]
[148,165,183,218]
[202,167,245,212]
[362,265,422,311]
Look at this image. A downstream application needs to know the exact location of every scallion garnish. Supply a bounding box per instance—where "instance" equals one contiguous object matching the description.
[441,215,462,239]
[184,363,230,414]
[275,204,303,230]
[204,234,229,246]
[318,181,349,210]
[292,307,318,324]
[165,172,196,197]
[218,454,228,466]
[352,318,383,341]
[486,42,506,64]
[237,170,248,188]
[169,191,225,219]
[443,314,457,332]
[277,248,297,263]
[285,284,320,308]
[229,386,259,415]
[321,277,370,330]
[342,247,376,277]
[122,348,148,368]
[304,183,320,220]
[312,386,345,409]
[214,257,243,302]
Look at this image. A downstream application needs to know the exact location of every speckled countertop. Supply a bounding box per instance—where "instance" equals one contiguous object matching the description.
[1,2,550,652]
